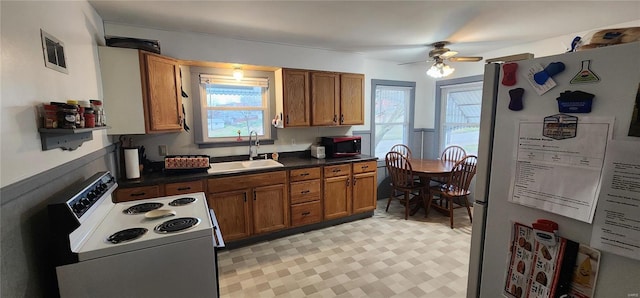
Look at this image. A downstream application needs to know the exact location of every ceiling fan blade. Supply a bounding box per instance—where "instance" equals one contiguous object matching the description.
[397,60,426,66]
[448,56,483,62]
[440,50,458,59]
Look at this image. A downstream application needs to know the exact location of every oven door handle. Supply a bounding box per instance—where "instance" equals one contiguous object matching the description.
[208,209,225,248]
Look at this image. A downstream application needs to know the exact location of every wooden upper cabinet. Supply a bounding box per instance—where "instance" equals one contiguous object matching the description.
[282,69,310,127]
[141,52,183,132]
[311,72,340,126]
[98,46,183,135]
[340,73,365,125]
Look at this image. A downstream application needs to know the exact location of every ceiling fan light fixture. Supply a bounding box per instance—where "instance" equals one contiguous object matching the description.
[427,61,454,78]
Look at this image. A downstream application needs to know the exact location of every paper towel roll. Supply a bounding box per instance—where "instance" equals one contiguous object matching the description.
[124,148,140,179]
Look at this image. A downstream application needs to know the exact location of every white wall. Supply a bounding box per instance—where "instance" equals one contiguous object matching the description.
[1,1,109,187]
[104,23,427,160]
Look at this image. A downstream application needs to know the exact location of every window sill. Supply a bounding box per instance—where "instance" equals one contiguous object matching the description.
[197,139,275,149]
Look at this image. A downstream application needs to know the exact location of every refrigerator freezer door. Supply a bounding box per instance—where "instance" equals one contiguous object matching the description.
[474,63,500,204]
[467,201,487,298]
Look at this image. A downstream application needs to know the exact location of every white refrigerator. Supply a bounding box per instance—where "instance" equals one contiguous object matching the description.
[466,42,640,297]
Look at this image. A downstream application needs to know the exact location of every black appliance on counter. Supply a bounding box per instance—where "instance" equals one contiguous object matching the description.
[321,136,362,157]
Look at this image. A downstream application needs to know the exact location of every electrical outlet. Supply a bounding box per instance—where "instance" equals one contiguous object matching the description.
[291,138,296,145]
[159,145,168,156]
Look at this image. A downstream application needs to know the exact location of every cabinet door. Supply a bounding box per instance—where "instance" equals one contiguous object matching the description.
[208,190,251,241]
[311,72,340,126]
[282,69,310,127]
[252,184,288,234]
[142,53,183,132]
[352,171,377,214]
[340,73,364,125]
[324,175,351,220]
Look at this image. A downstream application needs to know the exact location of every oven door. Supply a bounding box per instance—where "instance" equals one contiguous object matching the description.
[209,209,225,248]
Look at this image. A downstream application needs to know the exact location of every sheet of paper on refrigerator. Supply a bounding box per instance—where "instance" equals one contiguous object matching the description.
[507,117,613,223]
[590,140,640,261]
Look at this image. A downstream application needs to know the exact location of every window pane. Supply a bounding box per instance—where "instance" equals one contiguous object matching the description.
[207,110,264,138]
[374,124,404,159]
[374,84,413,160]
[206,85,263,107]
[440,81,482,155]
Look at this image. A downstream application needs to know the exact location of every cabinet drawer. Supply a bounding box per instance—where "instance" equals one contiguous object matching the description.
[115,185,161,202]
[324,164,351,178]
[291,200,322,227]
[208,171,287,193]
[165,180,204,196]
[290,180,321,204]
[289,167,321,182]
[352,161,376,174]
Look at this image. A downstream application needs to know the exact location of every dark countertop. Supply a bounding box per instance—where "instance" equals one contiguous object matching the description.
[117,154,378,188]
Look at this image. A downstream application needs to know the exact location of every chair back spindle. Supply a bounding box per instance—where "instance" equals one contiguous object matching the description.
[441,145,466,162]
[390,144,412,159]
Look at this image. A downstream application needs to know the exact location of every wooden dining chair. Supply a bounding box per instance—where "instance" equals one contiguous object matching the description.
[385,151,428,220]
[441,145,466,162]
[390,144,412,158]
[427,155,477,228]
[432,145,467,185]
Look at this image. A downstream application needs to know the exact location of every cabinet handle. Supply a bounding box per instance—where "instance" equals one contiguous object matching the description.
[177,187,191,191]
[301,190,310,194]
[333,115,337,123]
[300,173,309,177]
[340,114,344,123]
[131,192,146,197]
[346,179,350,186]
[332,169,341,173]
[301,211,311,216]
[286,115,289,124]
[361,165,368,169]
[243,193,247,202]
[353,177,357,185]
[178,115,183,125]
[253,190,256,200]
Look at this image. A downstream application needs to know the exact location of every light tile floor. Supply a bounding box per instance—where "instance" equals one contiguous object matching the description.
[218,200,473,297]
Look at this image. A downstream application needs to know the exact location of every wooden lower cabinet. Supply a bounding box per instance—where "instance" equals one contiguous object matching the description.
[291,200,322,227]
[252,184,288,234]
[164,180,205,196]
[323,166,352,220]
[352,160,377,213]
[114,185,161,202]
[207,171,288,242]
[208,189,251,242]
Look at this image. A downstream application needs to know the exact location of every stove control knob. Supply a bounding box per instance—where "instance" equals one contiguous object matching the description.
[87,191,96,200]
[72,203,84,213]
[80,198,91,207]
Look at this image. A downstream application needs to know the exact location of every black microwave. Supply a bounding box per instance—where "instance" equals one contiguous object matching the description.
[321,136,361,158]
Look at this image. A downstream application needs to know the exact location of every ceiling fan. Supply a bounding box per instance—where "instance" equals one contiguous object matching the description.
[401,41,483,78]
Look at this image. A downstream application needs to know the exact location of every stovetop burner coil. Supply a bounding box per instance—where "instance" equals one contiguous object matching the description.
[107,227,148,244]
[123,202,163,214]
[154,217,200,234]
[168,197,197,206]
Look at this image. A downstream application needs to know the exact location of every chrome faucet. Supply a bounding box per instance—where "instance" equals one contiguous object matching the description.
[248,130,259,160]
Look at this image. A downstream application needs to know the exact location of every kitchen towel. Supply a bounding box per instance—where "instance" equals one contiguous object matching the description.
[124,148,140,179]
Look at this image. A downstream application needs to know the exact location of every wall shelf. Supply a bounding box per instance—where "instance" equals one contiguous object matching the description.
[38,126,109,151]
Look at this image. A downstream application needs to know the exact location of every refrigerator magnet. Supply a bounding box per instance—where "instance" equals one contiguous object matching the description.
[508,88,525,111]
[556,90,595,113]
[570,60,600,84]
[502,63,518,86]
[543,114,578,140]
[525,63,557,95]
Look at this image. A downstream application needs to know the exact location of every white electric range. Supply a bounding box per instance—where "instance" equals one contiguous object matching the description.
[48,172,224,298]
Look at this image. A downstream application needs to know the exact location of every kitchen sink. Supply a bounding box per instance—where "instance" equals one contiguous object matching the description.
[207,159,284,174]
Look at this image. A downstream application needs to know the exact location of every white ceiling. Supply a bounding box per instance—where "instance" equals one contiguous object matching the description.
[89,1,640,64]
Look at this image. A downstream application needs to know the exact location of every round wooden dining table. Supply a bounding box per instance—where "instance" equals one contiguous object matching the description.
[407,158,457,216]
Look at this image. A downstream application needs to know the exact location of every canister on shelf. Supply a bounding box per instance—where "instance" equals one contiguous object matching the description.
[84,107,95,128]
[42,104,58,128]
[58,104,78,129]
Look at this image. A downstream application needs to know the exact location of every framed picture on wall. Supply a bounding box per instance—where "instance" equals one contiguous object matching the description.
[41,29,68,74]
